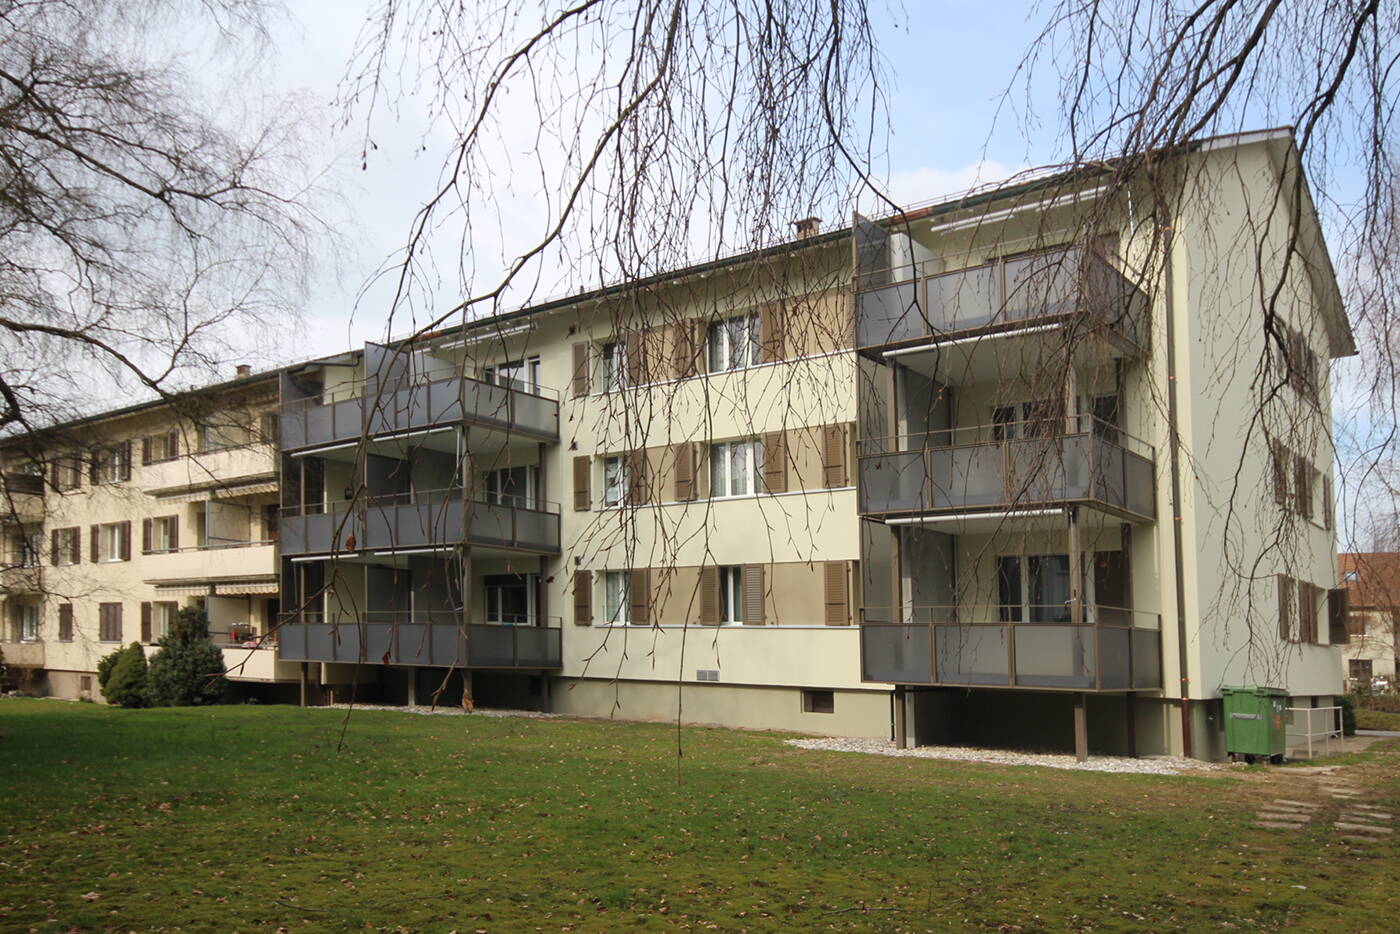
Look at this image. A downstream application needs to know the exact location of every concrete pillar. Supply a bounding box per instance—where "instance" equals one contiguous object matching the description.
[893,685,908,749]
[1074,692,1089,762]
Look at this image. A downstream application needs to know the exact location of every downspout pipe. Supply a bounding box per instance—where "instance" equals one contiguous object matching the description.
[1162,225,1193,758]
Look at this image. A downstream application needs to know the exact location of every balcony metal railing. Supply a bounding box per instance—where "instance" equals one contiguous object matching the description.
[281,489,561,556]
[276,611,563,669]
[859,605,1162,692]
[857,417,1156,521]
[279,372,560,451]
[854,245,1148,353]
[1,472,45,496]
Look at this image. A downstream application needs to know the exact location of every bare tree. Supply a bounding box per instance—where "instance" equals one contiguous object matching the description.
[0,0,323,435]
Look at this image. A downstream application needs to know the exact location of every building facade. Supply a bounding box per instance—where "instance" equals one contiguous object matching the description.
[1338,552,1398,690]
[0,130,1352,759]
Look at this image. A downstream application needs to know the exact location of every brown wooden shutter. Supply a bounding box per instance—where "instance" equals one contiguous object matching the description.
[822,425,847,488]
[50,529,59,565]
[671,321,694,379]
[762,432,787,493]
[119,521,131,561]
[1327,588,1350,645]
[625,331,643,385]
[674,443,694,501]
[58,604,73,641]
[627,449,648,505]
[121,441,133,481]
[90,525,100,562]
[142,436,153,465]
[824,561,850,625]
[50,460,60,491]
[142,518,153,555]
[760,300,786,362]
[168,429,180,457]
[742,565,765,625]
[140,602,152,643]
[69,530,81,565]
[88,452,100,484]
[1277,574,1293,641]
[1302,581,1319,643]
[573,570,592,625]
[1322,475,1333,530]
[572,456,591,511]
[168,515,179,551]
[699,566,720,625]
[695,443,710,499]
[1271,443,1287,505]
[571,342,590,398]
[693,319,710,375]
[1294,456,1312,519]
[629,568,651,625]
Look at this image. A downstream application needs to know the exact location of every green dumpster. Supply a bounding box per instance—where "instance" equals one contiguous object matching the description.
[1221,686,1288,762]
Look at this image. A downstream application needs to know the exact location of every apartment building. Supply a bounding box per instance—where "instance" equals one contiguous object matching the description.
[1,129,1351,759]
[0,371,301,698]
[1338,552,1398,689]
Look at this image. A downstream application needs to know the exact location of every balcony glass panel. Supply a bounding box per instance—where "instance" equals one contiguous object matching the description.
[932,445,1006,508]
[934,625,1010,685]
[925,264,999,332]
[861,623,933,683]
[1003,253,1077,322]
[1124,452,1156,518]
[858,452,927,513]
[1014,625,1095,688]
[1131,628,1163,689]
[856,282,924,348]
[1098,626,1132,690]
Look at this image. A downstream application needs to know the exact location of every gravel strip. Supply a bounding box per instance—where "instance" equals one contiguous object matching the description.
[325,703,560,719]
[784,736,1220,775]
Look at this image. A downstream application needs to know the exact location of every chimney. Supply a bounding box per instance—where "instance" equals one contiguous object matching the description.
[794,216,822,239]
[235,364,252,378]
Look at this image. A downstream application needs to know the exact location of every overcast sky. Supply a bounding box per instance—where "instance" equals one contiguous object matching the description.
[263,1,1059,362]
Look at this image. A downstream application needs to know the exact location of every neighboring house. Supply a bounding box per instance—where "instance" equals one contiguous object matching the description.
[0,128,1352,760]
[1338,552,1399,690]
[0,369,299,700]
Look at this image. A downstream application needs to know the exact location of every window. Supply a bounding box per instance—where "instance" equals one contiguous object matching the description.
[988,399,1062,440]
[52,527,81,566]
[997,556,1023,622]
[98,522,130,562]
[603,456,626,507]
[998,552,1090,623]
[152,602,178,641]
[709,439,763,498]
[197,421,243,453]
[11,604,39,642]
[707,313,760,372]
[51,455,82,491]
[483,465,538,509]
[719,567,744,624]
[1089,394,1121,442]
[802,690,835,714]
[1349,659,1373,683]
[485,574,536,625]
[58,604,73,642]
[601,342,627,390]
[991,406,1018,441]
[13,527,40,567]
[484,357,541,393]
[147,516,179,553]
[92,444,130,484]
[98,602,123,642]
[603,570,629,625]
[143,430,180,464]
[1342,569,1359,583]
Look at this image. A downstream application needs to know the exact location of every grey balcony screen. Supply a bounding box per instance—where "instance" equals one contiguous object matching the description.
[279,622,561,669]
[935,625,1011,685]
[1013,625,1095,689]
[861,624,933,683]
[855,282,924,348]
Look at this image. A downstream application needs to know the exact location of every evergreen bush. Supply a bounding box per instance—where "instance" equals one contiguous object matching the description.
[145,607,227,706]
[102,643,149,707]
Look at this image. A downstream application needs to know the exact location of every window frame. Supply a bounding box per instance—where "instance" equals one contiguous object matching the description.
[484,356,542,394]
[602,456,626,507]
[709,438,763,498]
[601,342,627,391]
[718,566,744,625]
[707,312,761,372]
[17,604,40,642]
[602,570,630,626]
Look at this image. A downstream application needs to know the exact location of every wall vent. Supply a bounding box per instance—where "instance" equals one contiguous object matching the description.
[696,669,720,682]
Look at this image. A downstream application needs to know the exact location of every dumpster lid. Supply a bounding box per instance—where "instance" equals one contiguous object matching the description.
[1219,685,1289,697]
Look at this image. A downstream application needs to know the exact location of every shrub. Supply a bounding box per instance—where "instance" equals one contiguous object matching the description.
[96,646,123,689]
[102,643,149,707]
[145,608,227,707]
[1339,694,1357,736]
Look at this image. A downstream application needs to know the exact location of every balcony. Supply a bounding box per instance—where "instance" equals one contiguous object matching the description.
[277,612,563,669]
[141,443,276,496]
[1,565,43,592]
[860,606,1162,692]
[858,419,1156,523]
[141,542,277,585]
[1,473,45,522]
[279,375,560,452]
[855,245,1147,356]
[282,492,560,556]
[0,641,45,668]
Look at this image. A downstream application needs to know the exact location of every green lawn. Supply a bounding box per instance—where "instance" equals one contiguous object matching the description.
[1,700,1397,933]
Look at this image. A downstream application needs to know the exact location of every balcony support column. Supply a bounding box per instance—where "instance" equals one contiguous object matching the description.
[1126,691,1138,758]
[1064,364,1079,434]
[1073,692,1089,762]
[1067,507,1084,626]
[893,685,908,749]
